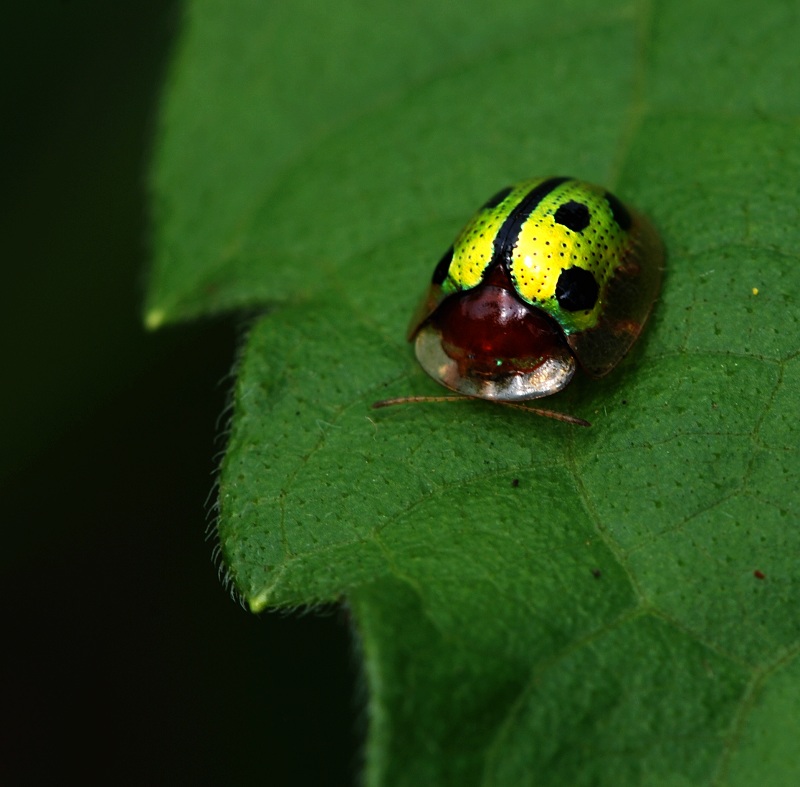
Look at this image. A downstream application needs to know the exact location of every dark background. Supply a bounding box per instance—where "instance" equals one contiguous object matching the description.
[2,3,356,783]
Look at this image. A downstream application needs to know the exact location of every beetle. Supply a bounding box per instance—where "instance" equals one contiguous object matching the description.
[374,177,663,426]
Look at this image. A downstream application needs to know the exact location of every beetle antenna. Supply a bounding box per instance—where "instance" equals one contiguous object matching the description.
[371,395,590,427]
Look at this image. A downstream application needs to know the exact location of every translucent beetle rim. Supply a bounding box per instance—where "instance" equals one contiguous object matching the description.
[414,324,576,402]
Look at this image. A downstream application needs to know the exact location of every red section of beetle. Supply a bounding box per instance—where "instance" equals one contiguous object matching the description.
[430,265,568,377]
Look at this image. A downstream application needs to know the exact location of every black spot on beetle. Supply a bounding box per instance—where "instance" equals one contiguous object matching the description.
[555,266,599,311]
[482,186,513,210]
[432,246,454,285]
[554,200,591,232]
[605,191,632,230]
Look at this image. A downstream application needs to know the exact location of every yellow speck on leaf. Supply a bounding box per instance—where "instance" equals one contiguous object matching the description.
[145,308,166,330]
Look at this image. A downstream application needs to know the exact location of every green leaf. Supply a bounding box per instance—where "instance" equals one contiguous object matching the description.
[147,0,800,784]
